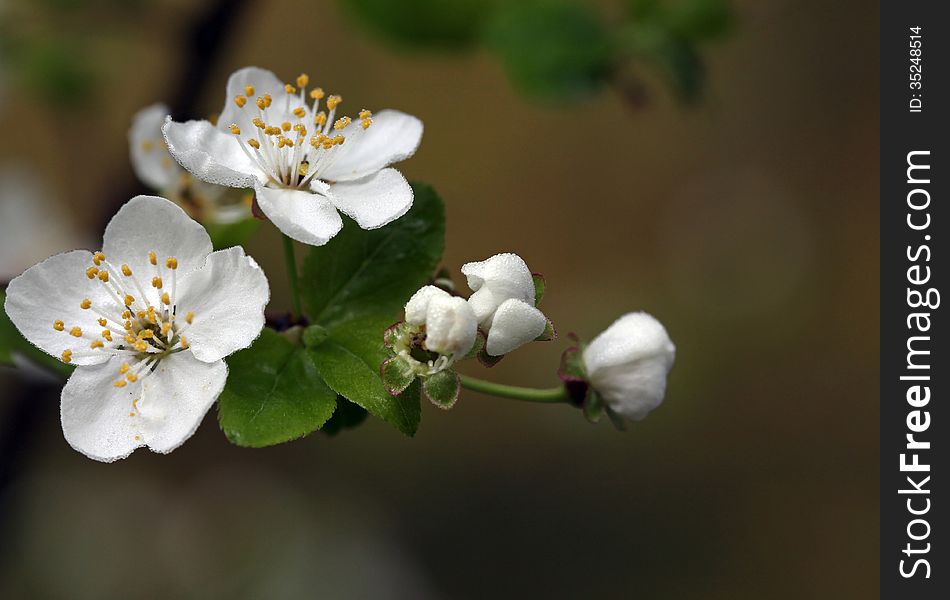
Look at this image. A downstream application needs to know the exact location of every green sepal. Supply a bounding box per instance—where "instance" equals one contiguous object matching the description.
[535,318,557,342]
[582,388,606,423]
[532,272,546,306]
[557,345,589,406]
[382,355,416,396]
[477,342,504,368]
[383,321,410,350]
[218,329,337,447]
[423,369,461,410]
[463,329,486,359]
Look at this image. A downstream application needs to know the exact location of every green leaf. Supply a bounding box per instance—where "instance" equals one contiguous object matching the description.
[423,370,460,409]
[382,355,416,396]
[667,0,735,41]
[486,0,613,102]
[301,182,445,329]
[309,316,421,436]
[620,22,705,103]
[218,329,337,447]
[340,0,492,51]
[205,217,261,251]
[321,396,369,436]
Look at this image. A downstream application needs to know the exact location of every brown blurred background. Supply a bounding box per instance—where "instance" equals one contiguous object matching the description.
[0,0,879,597]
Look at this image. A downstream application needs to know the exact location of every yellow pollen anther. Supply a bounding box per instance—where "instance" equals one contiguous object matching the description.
[326,95,341,110]
[70,327,82,337]
[298,162,310,177]
[229,124,241,135]
[125,334,135,344]
[245,84,255,96]
[264,126,281,136]
[129,412,135,417]
[126,373,138,382]
[61,350,72,363]
[122,310,131,320]
[134,435,141,441]
[166,257,178,270]
[162,321,172,335]
[119,362,130,374]
[138,329,154,339]
[86,267,99,279]
[310,88,325,100]
[114,380,127,388]
[93,252,105,265]
[53,320,65,331]
[296,73,309,88]
[359,109,372,120]
[285,83,297,94]
[124,294,135,307]
[180,335,190,349]
[314,111,327,126]
[334,116,352,130]
[161,293,171,305]
[134,341,148,353]
[185,311,195,324]
[248,139,261,149]
[102,330,112,341]
[121,264,132,276]
[252,117,266,129]
[98,318,108,327]
[90,340,104,349]
[152,276,163,288]
[149,251,157,265]
[333,135,345,145]
[80,298,92,309]
[98,271,109,282]
[361,118,373,130]
[235,95,247,107]
[263,94,272,107]
[281,121,292,131]
[256,97,267,110]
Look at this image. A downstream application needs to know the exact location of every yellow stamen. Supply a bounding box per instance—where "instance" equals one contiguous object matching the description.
[293,107,306,118]
[361,118,373,130]
[263,94,272,107]
[149,251,157,266]
[121,264,132,276]
[53,320,65,331]
[165,257,178,270]
[252,117,266,129]
[86,267,99,279]
[98,271,109,282]
[235,95,247,108]
[185,311,195,324]
[359,109,372,120]
[138,330,154,339]
[69,327,82,338]
[245,84,255,96]
[90,340,104,349]
[180,335,189,349]
[134,341,148,353]
[161,293,171,305]
[61,350,72,363]
[122,310,131,320]
[126,373,138,382]
[80,298,92,310]
[256,97,267,110]
[114,380,127,388]
[125,334,135,344]
[326,95,341,110]
[134,435,141,441]
[162,321,171,335]
[334,116,352,130]
[248,139,261,149]
[93,252,105,266]
[314,112,327,126]
[298,162,310,177]
[229,124,241,135]
[98,318,108,327]
[285,83,296,94]
[281,121,291,132]
[152,276,163,289]
[264,126,281,136]
[310,88,325,100]
[124,294,135,307]
[296,73,309,88]
[102,330,112,341]
[119,362,130,374]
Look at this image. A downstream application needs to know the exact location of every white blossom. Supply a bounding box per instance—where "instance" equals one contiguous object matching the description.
[130,103,250,224]
[4,196,269,461]
[405,285,477,358]
[162,67,423,246]
[460,253,546,356]
[582,312,675,421]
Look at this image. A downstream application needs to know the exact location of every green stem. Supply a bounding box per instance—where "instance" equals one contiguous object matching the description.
[458,374,568,403]
[282,234,303,317]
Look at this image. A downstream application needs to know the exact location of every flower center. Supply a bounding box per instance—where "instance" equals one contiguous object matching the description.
[54,251,196,396]
[228,73,373,188]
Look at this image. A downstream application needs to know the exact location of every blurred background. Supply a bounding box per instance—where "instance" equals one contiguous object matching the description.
[0,0,879,597]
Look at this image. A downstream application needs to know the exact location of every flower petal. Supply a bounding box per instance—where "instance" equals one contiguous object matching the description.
[461,253,536,327]
[216,66,287,135]
[5,250,117,366]
[60,353,227,461]
[177,247,269,363]
[327,168,413,230]
[163,118,265,188]
[405,285,450,326]
[582,312,676,421]
[102,196,212,293]
[255,184,343,246]
[319,110,423,182]
[425,294,477,357]
[484,298,546,356]
[129,103,181,190]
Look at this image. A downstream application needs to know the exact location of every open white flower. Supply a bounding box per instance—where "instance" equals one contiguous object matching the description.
[405,285,477,359]
[130,103,251,224]
[4,195,269,462]
[162,67,423,246]
[582,312,675,421]
[461,253,547,356]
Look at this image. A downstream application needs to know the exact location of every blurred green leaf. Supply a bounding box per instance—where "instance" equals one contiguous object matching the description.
[619,22,705,103]
[309,316,421,436]
[301,182,445,329]
[218,329,337,447]
[205,217,261,251]
[20,40,94,106]
[628,0,734,41]
[340,0,492,50]
[485,0,613,102]
[321,395,369,436]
